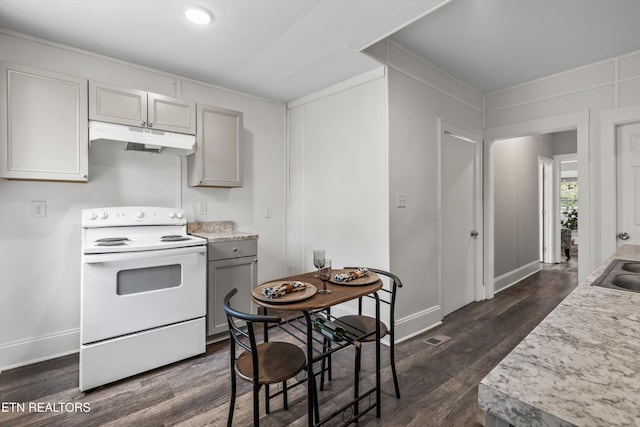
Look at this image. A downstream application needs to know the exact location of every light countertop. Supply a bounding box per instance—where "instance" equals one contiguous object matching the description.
[188,221,258,243]
[478,245,640,427]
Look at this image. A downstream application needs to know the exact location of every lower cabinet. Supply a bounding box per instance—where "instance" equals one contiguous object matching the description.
[207,239,258,336]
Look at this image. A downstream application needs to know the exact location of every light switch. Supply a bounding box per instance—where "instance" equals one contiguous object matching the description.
[396,193,407,208]
[32,201,46,217]
[265,208,272,218]
[198,202,207,215]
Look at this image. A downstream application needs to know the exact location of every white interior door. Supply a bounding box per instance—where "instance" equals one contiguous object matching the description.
[440,121,482,317]
[616,122,640,246]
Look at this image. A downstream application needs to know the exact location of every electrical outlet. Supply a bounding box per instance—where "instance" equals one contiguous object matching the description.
[32,201,46,217]
[198,202,207,215]
[396,193,407,208]
[265,208,272,218]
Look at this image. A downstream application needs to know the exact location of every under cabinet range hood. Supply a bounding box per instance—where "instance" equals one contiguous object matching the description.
[88,121,196,155]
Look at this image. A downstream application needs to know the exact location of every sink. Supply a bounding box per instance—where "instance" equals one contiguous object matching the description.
[592,259,640,293]
[611,274,640,291]
[621,262,640,273]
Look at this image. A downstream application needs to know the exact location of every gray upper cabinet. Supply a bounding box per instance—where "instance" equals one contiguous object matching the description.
[187,104,243,187]
[89,81,146,128]
[0,62,88,182]
[89,81,196,134]
[148,93,196,134]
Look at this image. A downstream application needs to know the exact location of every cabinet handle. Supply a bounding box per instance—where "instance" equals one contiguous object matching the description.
[148,122,153,128]
[232,248,237,252]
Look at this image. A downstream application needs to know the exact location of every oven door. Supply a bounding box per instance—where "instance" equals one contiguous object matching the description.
[81,245,206,344]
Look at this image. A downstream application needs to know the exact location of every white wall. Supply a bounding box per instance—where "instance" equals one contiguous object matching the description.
[552,130,578,155]
[493,135,552,291]
[287,69,389,280]
[365,40,483,338]
[0,30,286,369]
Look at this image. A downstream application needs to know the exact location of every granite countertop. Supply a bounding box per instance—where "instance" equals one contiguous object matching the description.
[187,221,258,243]
[478,245,640,427]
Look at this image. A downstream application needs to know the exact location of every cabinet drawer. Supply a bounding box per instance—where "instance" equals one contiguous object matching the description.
[208,239,257,260]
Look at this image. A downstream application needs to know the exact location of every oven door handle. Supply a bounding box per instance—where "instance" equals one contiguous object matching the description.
[83,245,206,264]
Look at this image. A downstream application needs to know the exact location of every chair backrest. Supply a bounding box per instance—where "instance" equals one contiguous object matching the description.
[222,288,282,383]
[343,267,403,326]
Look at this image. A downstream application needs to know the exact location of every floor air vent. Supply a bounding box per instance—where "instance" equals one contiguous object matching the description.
[423,334,451,347]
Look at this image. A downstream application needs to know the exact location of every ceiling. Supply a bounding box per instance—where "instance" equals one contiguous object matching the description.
[390,0,640,94]
[1,0,640,102]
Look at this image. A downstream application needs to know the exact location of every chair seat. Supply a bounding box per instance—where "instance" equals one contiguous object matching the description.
[236,341,306,384]
[336,315,388,343]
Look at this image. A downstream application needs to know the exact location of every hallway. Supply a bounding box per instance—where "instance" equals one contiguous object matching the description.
[541,243,579,273]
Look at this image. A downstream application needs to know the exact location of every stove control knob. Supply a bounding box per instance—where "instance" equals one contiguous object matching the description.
[87,212,97,220]
[135,211,144,219]
[99,212,108,220]
[168,211,176,218]
[176,212,184,219]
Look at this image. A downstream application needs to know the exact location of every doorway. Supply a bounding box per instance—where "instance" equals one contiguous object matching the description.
[484,111,590,297]
[600,105,640,260]
[616,121,640,246]
[557,154,578,263]
[439,120,483,316]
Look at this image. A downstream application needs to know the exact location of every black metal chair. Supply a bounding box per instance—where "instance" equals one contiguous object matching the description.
[334,267,403,399]
[222,288,307,427]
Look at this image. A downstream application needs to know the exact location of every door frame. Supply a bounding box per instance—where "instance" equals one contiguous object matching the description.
[437,119,484,310]
[601,105,640,262]
[484,110,590,298]
[538,156,554,263]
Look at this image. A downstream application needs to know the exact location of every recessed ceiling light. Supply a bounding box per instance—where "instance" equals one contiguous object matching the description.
[184,6,213,25]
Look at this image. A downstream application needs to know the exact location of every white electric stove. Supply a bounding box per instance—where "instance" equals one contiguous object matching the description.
[80,207,207,391]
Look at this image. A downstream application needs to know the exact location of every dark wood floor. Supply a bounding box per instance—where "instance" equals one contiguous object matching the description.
[0,255,577,427]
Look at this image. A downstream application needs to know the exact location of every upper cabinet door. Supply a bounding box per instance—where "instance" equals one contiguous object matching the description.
[148,93,196,134]
[89,81,147,127]
[187,104,243,188]
[0,62,88,182]
[89,82,195,135]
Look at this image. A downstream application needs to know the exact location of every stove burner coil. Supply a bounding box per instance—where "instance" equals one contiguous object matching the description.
[96,241,127,246]
[95,237,130,246]
[161,235,191,242]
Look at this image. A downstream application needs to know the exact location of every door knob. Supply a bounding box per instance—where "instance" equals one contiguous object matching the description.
[470,231,479,238]
[618,232,630,240]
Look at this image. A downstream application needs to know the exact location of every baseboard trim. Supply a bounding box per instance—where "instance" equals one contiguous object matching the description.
[494,261,540,293]
[395,306,442,343]
[0,329,79,371]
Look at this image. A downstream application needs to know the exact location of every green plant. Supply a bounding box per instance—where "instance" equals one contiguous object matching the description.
[560,182,578,209]
[561,207,578,230]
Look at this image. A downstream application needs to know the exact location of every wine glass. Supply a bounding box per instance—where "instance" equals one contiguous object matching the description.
[313,249,325,268]
[317,259,332,294]
[313,249,325,277]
